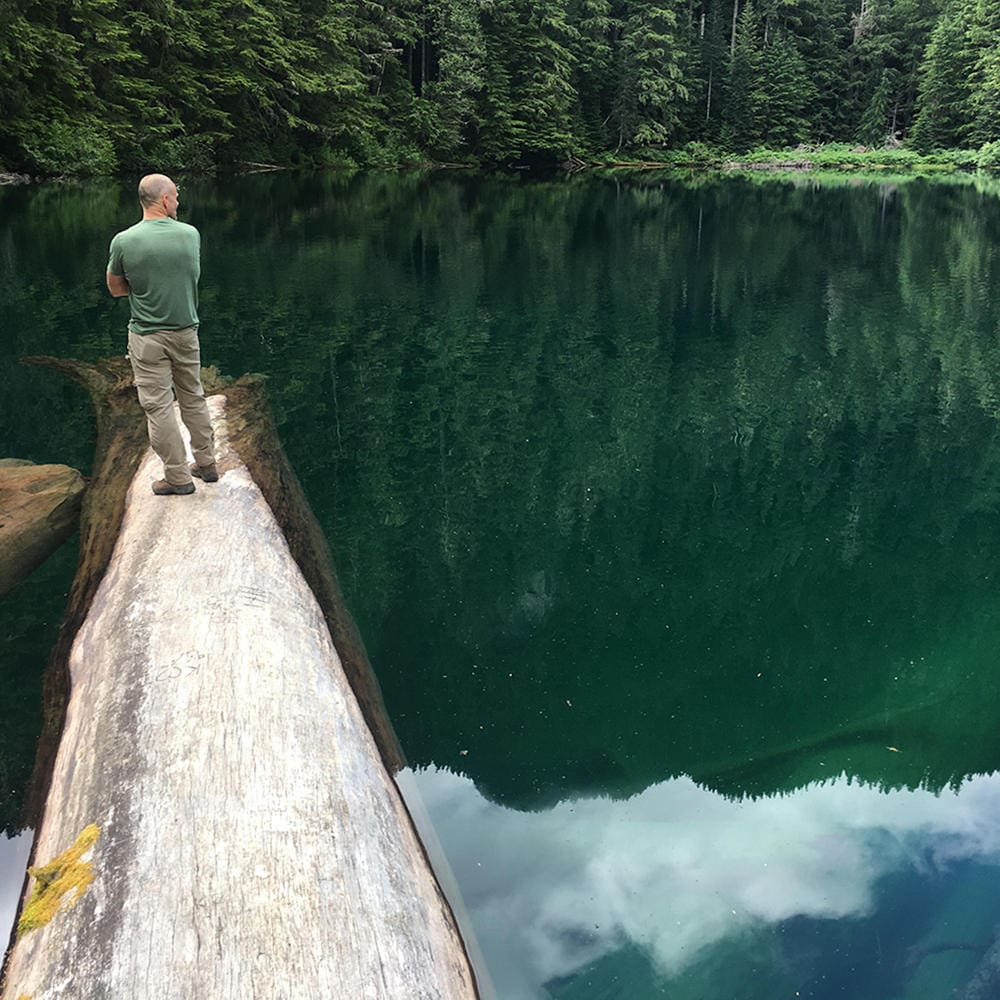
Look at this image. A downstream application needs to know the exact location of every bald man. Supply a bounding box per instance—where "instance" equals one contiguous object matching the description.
[107,173,218,495]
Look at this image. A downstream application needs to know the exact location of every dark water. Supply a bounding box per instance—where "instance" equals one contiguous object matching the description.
[5,170,1000,997]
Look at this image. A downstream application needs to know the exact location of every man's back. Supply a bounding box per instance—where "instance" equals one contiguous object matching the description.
[108,218,200,335]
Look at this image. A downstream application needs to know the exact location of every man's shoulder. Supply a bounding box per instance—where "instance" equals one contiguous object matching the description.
[113,218,199,247]
[110,220,146,245]
[168,219,200,248]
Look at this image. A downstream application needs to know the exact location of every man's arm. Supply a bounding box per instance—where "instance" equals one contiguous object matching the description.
[106,271,130,297]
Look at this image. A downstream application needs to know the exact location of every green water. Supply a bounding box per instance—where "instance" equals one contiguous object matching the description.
[5,171,1000,997]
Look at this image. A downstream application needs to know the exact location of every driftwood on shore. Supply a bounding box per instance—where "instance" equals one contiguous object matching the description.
[1,358,479,999]
[0,460,85,598]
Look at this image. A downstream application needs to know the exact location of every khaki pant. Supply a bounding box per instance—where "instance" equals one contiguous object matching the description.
[127,327,215,486]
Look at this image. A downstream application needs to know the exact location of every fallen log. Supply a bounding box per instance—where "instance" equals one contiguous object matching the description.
[2,358,479,999]
[0,460,85,598]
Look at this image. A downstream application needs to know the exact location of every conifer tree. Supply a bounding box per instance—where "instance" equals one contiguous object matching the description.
[420,0,486,157]
[910,6,974,149]
[858,67,897,145]
[723,1,764,150]
[570,0,613,151]
[0,0,112,172]
[510,0,580,157]
[968,0,1000,143]
[610,0,689,149]
[758,31,814,147]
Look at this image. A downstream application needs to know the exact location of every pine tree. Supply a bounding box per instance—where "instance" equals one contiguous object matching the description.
[968,0,1000,144]
[788,0,853,141]
[723,0,764,150]
[610,0,689,150]
[858,67,897,145]
[420,0,486,157]
[0,0,114,172]
[910,5,975,149]
[510,0,580,157]
[759,31,815,147]
[570,0,613,151]
[972,44,1000,143]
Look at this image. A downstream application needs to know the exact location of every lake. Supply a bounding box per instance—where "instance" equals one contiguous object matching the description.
[4,169,1000,998]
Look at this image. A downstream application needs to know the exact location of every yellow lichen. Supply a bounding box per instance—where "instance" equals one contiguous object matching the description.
[16,824,100,938]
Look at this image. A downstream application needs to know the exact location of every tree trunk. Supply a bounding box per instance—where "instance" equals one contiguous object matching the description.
[1,358,480,1000]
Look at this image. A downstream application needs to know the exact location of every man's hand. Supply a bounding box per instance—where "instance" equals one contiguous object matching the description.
[106,271,130,297]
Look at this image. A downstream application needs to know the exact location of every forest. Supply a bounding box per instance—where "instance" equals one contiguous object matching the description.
[3,0,1000,174]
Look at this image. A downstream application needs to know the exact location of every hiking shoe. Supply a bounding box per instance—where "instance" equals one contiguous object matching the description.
[191,462,219,483]
[152,479,195,496]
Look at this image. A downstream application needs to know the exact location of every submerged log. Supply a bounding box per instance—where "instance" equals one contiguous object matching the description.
[0,460,85,598]
[2,359,478,999]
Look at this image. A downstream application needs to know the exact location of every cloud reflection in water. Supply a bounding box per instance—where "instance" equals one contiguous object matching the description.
[401,767,1000,999]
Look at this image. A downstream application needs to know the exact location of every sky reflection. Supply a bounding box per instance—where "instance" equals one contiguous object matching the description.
[401,767,1000,999]
[0,831,32,943]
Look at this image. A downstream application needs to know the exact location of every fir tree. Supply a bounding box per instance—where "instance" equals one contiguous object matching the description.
[759,31,815,147]
[610,0,689,149]
[420,0,486,158]
[910,5,975,149]
[723,1,765,151]
[858,67,897,145]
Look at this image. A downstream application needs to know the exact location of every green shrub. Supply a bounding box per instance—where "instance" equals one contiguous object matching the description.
[976,141,1000,169]
[17,115,116,175]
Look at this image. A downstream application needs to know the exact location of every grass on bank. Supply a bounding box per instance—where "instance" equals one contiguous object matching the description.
[596,140,1000,173]
[5,140,1000,180]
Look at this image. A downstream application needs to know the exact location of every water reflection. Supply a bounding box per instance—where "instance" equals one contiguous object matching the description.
[404,767,1000,999]
[8,173,1000,995]
[0,831,32,942]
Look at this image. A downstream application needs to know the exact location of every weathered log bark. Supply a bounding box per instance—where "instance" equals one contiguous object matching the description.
[2,360,477,999]
[0,461,85,598]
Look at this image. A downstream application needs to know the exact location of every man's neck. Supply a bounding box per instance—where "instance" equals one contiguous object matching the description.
[141,207,172,221]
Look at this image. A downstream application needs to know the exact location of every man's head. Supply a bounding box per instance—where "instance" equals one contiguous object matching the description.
[138,174,180,219]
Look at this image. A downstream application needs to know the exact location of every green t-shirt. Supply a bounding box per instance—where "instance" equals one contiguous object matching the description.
[107,218,201,335]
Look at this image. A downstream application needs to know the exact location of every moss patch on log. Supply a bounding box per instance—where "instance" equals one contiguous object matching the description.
[16,824,100,938]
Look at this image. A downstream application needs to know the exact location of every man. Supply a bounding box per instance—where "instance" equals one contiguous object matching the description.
[107,173,219,495]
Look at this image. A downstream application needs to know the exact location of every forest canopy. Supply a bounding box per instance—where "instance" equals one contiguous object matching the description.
[2,0,1000,174]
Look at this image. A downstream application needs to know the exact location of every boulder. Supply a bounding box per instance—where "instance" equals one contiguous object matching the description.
[0,462,85,597]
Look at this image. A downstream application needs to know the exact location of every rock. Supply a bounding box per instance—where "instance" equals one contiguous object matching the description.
[0,463,85,597]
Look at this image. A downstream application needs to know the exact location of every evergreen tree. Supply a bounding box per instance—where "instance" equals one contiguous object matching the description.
[569,0,614,151]
[910,4,976,149]
[968,0,1000,143]
[511,0,580,157]
[0,0,113,172]
[858,67,898,144]
[609,0,689,149]
[788,0,853,140]
[972,44,1000,144]
[423,0,485,157]
[478,1,521,161]
[723,1,765,150]
[759,31,815,147]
